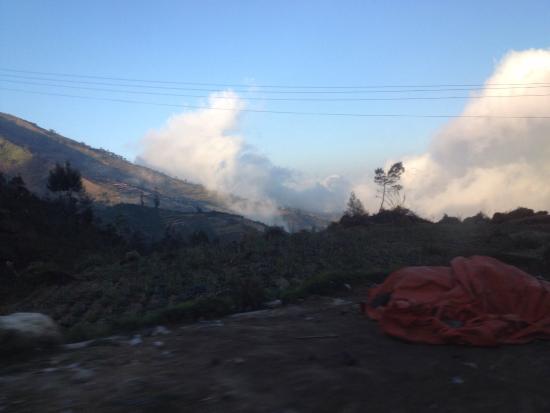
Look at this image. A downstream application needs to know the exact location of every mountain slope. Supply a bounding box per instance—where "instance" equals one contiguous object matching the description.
[0,112,333,230]
[0,112,227,212]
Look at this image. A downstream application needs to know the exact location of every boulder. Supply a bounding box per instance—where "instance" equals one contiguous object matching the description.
[0,312,62,352]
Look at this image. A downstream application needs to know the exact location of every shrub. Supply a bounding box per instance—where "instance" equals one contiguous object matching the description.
[463,212,490,225]
[282,270,387,302]
[492,207,536,223]
[47,161,83,194]
[438,214,461,224]
[264,225,288,240]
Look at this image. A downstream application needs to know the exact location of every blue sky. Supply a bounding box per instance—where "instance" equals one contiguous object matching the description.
[1,0,549,179]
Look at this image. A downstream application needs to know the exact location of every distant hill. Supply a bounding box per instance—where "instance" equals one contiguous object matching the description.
[0,112,229,213]
[0,112,333,230]
[96,203,266,244]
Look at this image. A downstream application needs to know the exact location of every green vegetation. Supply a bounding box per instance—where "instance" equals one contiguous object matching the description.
[47,161,83,194]
[344,191,366,218]
[281,269,387,301]
[1,162,550,343]
[0,136,32,166]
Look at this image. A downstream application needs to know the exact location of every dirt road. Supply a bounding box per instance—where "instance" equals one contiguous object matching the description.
[2,294,550,412]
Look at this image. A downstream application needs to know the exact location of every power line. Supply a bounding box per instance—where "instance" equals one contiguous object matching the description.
[2,78,550,102]
[2,73,550,95]
[1,68,549,92]
[2,87,550,119]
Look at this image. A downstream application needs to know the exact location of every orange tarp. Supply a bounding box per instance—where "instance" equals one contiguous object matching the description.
[365,256,550,346]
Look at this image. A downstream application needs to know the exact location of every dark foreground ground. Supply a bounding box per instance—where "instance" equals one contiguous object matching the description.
[2,291,550,413]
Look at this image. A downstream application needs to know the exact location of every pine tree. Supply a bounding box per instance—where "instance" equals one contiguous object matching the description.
[374,162,405,212]
[345,191,366,217]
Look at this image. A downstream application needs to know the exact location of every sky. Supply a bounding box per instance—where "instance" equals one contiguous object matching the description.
[1,1,549,218]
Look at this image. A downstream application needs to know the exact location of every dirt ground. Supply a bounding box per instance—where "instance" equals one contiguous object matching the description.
[2,292,550,413]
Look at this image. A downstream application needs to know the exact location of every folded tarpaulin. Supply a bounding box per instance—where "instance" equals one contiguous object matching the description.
[365,256,550,346]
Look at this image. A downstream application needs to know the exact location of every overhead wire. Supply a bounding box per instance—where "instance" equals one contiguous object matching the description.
[0,67,550,90]
[2,78,550,101]
[2,73,550,94]
[2,86,550,119]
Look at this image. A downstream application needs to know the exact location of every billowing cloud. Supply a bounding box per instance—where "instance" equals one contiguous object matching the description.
[139,49,550,223]
[357,48,550,219]
[138,91,350,222]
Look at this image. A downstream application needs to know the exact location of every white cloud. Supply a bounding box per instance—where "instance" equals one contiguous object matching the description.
[139,49,550,223]
[138,91,350,222]
[357,48,550,218]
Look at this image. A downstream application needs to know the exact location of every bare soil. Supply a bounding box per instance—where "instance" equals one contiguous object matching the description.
[2,291,550,413]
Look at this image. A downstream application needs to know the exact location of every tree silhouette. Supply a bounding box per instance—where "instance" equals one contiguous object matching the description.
[153,189,160,209]
[374,162,405,212]
[47,161,83,195]
[345,191,366,217]
[8,175,28,197]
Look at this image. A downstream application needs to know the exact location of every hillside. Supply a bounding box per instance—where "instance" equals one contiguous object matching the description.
[0,112,228,212]
[2,159,550,413]
[0,113,333,230]
[96,203,266,244]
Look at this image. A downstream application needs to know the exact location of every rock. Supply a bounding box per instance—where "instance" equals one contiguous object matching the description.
[229,310,270,320]
[42,367,59,373]
[63,340,94,350]
[152,326,170,336]
[153,340,164,347]
[264,299,282,309]
[129,335,142,346]
[71,368,94,384]
[197,319,225,327]
[0,312,62,352]
[64,336,122,350]
[450,376,464,384]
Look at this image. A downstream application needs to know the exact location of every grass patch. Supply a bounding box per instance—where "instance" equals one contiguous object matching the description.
[112,296,235,331]
[281,269,388,302]
[66,295,237,341]
[0,137,32,165]
[65,322,114,343]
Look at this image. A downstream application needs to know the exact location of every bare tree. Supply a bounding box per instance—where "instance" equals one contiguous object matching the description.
[374,162,405,212]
